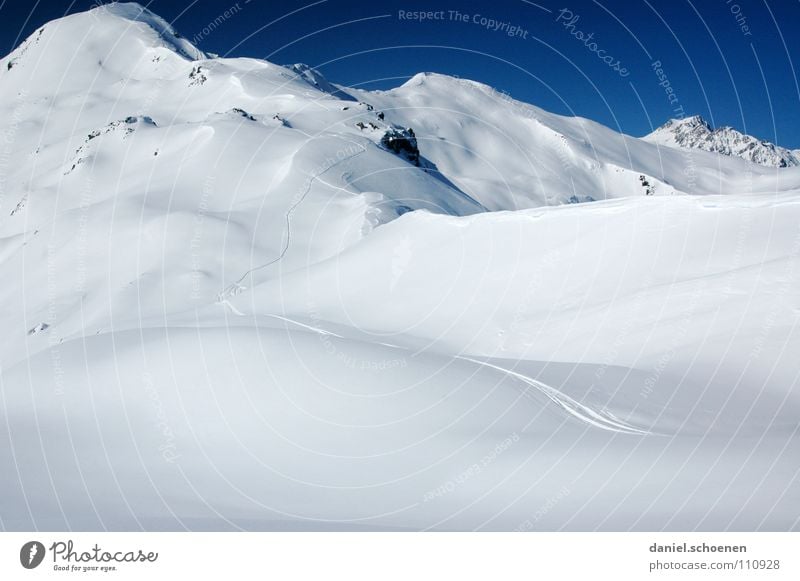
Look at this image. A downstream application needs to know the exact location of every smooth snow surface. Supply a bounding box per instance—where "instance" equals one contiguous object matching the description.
[1,3,798,531]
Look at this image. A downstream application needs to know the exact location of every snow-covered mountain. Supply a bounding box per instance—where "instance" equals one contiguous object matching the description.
[1,3,799,531]
[645,114,800,168]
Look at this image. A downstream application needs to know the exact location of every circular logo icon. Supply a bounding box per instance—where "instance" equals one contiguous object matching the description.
[20,541,46,569]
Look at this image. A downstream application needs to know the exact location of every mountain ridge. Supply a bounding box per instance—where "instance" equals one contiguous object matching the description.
[645,114,800,168]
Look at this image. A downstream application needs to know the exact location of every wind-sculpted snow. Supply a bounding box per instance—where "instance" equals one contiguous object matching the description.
[0,3,799,531]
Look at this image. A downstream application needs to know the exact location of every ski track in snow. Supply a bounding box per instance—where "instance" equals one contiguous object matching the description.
[455,356,655,436]
[262,313,346,338]
[217,135,367,310]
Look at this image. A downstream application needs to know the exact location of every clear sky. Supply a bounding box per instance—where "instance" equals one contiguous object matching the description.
[2,0,799,147]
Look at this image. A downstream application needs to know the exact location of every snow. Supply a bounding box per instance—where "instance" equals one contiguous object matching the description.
[645,115,800,168]
[0,3,798,531]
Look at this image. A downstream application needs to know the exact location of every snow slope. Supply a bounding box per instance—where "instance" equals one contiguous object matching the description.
[1,3,798,531]
[345,74,800,209]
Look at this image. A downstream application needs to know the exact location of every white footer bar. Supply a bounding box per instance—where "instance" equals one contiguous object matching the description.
[2,532,797,580]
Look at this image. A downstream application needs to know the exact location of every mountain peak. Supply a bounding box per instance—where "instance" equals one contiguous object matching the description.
[402,71,434,86]
[0,1,206,97]
[95,1,158,19]
[645,114,799,168]
[1,1,204,75]
[668,115,711,130]
[400,72,475,88]
[87,1,205,61]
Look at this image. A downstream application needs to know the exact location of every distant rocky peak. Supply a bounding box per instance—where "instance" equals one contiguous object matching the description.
[645,115,799,168]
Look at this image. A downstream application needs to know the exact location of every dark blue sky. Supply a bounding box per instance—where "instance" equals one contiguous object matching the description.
[2,0,799,147]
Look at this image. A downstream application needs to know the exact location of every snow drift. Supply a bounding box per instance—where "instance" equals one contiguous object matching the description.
[0,3,798,531]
